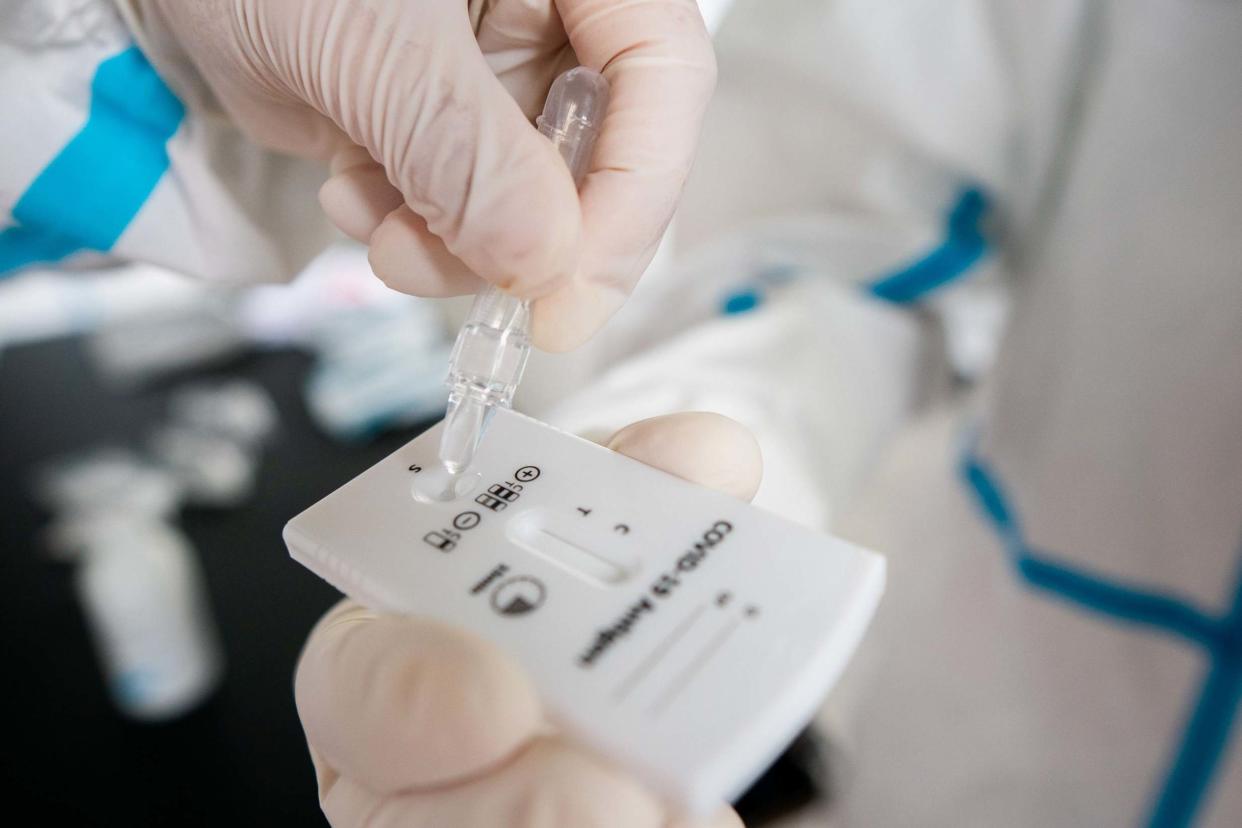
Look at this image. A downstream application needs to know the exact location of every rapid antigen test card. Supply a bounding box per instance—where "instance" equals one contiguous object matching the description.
[284,409,884,816]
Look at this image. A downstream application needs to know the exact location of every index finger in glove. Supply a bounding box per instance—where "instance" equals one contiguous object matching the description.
[237,0,584,299]
[531,0,717,351]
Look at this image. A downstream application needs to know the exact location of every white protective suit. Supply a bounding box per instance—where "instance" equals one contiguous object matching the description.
[0,1,340,282]
[0,0,731,295]
[4,1,1240,827]
[540,1,1242,826]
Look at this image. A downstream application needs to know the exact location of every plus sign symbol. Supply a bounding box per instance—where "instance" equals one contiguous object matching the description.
[514,465,541,483]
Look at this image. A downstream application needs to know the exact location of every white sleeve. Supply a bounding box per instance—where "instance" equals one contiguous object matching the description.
[0,0,335,283]
[680,0,1024,378]
[524,0,1030,526]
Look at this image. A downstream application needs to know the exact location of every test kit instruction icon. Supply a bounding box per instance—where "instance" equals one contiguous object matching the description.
[422,531,458,552]
[452,511,481,531]
[491,576,546,616]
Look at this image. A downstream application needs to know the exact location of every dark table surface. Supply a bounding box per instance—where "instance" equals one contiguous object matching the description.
[0,336,432,826]
[0,335,820,826]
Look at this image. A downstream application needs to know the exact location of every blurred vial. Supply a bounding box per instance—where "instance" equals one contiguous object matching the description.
[149,424,257,508]
[38,451,224,721]
[44,512,223,721]
[36,448,182,517]
[168,380,278,448]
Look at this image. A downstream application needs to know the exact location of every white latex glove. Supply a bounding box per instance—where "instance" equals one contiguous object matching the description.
[131,0,716,351]
[294,412,761,826]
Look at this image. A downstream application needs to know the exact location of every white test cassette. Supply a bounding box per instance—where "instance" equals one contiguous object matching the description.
[285,409,884,816]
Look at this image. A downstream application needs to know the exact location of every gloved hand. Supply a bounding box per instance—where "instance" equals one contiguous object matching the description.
[132,0,716,350]
[294,412,761,826]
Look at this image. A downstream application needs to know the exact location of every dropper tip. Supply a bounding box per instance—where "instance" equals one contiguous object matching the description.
[438,394,491,480]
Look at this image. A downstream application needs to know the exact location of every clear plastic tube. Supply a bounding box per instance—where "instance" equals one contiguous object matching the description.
[437,68,610,482]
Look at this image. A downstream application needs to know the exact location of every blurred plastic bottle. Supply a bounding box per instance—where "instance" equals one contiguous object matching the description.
[52,513,224,720]
[40,452,223,720]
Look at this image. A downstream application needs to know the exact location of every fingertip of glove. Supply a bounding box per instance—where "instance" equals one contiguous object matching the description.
[319,165,404,243]
[529,280,625,352]
[606,413,763,502]
[421,621,544,776]
[296,611,542,792]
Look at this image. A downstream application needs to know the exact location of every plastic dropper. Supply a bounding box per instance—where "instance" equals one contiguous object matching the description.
[436,68,610,486]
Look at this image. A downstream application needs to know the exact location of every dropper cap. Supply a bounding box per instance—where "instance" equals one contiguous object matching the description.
[537,67,610,182]
[434,68,610,486]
